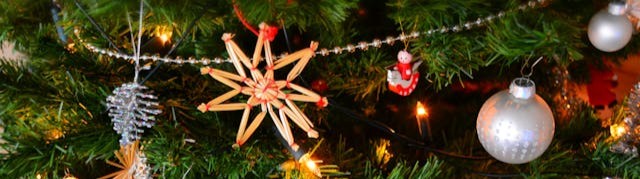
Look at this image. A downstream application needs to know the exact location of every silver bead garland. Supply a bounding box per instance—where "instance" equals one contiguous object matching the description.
[74,0,546,65]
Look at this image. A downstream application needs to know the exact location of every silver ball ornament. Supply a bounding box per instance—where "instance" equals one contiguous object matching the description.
[476,78,555,164]
[587,3,633,52]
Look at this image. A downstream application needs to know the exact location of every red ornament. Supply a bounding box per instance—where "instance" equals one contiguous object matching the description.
[396,50,413,80]
[586,65,617,109]
[316,97,328,108]
[387,50,422,96]
[260,24,279,42]
[388,73,419,96]
[311,79,329,93]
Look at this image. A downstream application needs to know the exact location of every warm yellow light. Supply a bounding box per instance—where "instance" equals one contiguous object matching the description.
[159,34,170,44]
[36,174,42,179]
[611,124,627,139]
[154,26,172,45]
[416,101,428,117]
[299,154,321,177]
[305,159,318,172]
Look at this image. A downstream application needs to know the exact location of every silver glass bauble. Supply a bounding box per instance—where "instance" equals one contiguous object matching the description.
[476,78,555,164]
[587,2,633,52]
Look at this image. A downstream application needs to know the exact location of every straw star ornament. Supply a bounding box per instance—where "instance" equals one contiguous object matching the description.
[198,23,328,151]
[99,141,151,179]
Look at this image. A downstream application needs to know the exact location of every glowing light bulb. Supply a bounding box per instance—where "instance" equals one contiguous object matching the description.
[415,101,432,141]
[305,160,318,172]
[159,34,170,44]
[416,101,428,117]
[154,26,173,45]
[611,124,627,139]
[299,154,321,177]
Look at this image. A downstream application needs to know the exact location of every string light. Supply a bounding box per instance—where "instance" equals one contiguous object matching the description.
[416,101,432,141]
[304,159,319,176]
[611,124,627,139]
[154,26,172,45]
[299,153,321,178]
[73,0,546,65]
[416,102,428,117]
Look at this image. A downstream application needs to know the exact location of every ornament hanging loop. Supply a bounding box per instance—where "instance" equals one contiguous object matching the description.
[608,0,628,15]
[520,56,543,78]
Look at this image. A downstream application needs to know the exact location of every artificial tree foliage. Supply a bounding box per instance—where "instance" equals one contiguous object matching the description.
[1,0,639,178]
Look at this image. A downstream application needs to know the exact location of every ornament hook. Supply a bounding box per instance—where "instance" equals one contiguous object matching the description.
[520,56,543,78]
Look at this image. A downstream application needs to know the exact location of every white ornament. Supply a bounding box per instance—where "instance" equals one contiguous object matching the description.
[588,2,633,52]
[107,82,161,145]
[476,78,555,164]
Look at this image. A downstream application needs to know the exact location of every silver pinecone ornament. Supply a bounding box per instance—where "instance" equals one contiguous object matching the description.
[610,83,640,157]
[107,82,161,145]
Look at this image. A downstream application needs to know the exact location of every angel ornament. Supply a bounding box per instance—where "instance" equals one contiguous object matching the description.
[387,50,422,96]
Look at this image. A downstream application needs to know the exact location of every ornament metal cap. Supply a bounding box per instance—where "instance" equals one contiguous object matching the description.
[608,1,628,16]
[509,77,535,99]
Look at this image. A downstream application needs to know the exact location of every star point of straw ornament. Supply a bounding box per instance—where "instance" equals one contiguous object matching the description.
[198,23,327,151]
[99,141,152,179]
[628,0,640,30]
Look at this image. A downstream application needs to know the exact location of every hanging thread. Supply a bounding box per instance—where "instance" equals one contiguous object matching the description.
[232,0,259,36]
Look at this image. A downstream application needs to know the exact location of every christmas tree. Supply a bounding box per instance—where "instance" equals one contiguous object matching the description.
[2,0,640,178]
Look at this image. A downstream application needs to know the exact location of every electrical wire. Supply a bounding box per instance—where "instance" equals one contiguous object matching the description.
[73,0,124,54]
[327,99,615,178]
[326,99,489,160]
[75,0,207,85]
[73,1,611,177]
[139,11,206,85]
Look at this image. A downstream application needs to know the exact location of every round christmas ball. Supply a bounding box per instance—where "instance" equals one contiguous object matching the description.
[476,78,555,164]
[587,2,633,52]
